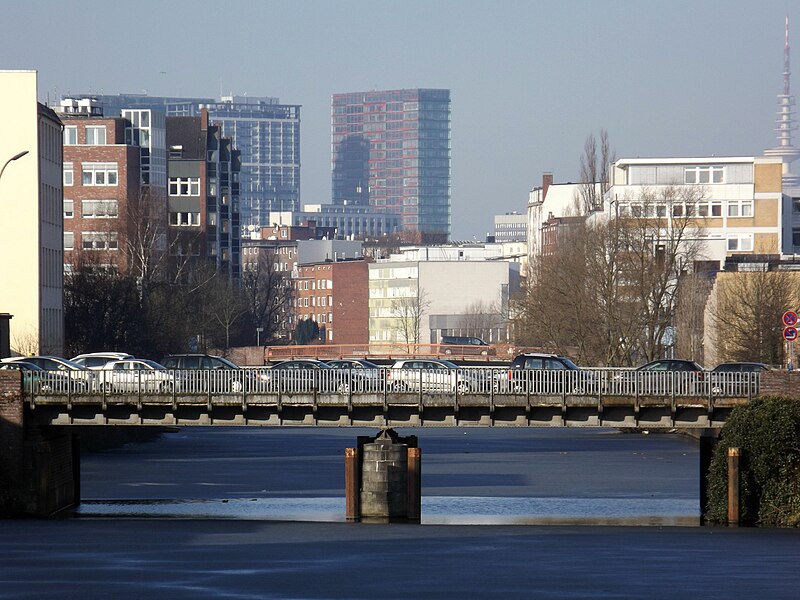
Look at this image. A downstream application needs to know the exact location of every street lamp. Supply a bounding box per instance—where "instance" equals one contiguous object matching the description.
[0,150,29,187]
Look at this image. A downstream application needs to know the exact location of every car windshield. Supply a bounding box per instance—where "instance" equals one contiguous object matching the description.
[561,358,580,370]
[214,357,239,369]
[54,358,87,370]
[437,360,459,369]
[138,360,166,370]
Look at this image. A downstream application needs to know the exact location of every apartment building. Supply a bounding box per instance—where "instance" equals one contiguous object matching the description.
[294,259,369,344]
[167,110,241,281]
[0,71,64,355]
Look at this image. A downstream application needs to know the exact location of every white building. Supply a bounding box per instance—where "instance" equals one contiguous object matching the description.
[0,71,64,355]
[602,156,784,267]
[368,259,520,345]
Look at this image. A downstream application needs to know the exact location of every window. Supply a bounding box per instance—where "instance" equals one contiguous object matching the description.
[169,212,201,226]
[64,126,77,145]
[64,232,74,250]
[727,234,754,252]
[64,199,74,219]
[793,228,800,247]
[727,200,753,218]
[81,232,118,251]
[168,177,200,196]
[85,126,106,145]
[81,199,118,218]
[684,166,724,184]
[81,162,118,186]
[63,162,74,186]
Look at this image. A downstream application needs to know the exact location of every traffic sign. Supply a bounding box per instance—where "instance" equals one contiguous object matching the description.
[784,326,798,342]
[783,311,799,327]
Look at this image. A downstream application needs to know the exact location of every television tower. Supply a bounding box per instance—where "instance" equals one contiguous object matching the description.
[765,16,800,185]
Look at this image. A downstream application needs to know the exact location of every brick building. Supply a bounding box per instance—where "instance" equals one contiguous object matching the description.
[294,259,369,344]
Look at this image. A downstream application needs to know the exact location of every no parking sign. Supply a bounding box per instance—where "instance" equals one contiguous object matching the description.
[784,327,798,342]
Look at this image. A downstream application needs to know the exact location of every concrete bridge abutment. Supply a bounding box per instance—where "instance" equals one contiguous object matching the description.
[0,371,79,517]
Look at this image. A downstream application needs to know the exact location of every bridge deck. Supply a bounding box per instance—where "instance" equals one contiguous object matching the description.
[26,392,747,428]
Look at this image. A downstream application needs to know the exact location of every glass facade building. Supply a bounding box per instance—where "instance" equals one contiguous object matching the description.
[64,93,300,229]
[332,89,451,241]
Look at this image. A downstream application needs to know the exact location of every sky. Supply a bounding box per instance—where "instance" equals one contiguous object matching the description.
[2,0,800,239]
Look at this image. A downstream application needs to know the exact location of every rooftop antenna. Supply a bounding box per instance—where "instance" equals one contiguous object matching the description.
[765,16,800,185]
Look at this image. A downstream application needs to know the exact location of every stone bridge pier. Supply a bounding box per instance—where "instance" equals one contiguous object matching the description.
[0,371,79,517]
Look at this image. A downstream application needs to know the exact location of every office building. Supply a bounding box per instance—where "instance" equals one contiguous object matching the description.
[0,71,64,355]
[332,89,451,242]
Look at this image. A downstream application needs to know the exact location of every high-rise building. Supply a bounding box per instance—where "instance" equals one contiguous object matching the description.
[60,93,301,228]
[331,89,451,242]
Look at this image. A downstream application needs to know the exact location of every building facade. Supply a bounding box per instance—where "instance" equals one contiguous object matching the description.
[62,93,300,229]
[268,204,401,240]
[605,156,784,267]
[167,110,241,281]
[493,212,528,243]
[294,260,369,344]
[331,89,451,241]
[0,71,64,355]
[368,259,520,346]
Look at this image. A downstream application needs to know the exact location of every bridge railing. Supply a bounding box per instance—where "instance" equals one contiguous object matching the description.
[22,367,762,399]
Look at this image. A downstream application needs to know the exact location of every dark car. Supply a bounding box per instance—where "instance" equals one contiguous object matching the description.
[440,336,495,356]
[325,359,383,392]
[612,359,706,396]
[0,361,87,393]
[495,352,595,394]
[710,362,769,396]
[265,359,350,394]
[160,354,248,393]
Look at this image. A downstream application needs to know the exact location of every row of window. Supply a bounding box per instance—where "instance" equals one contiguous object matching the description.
[64,231,118,251]
[63,199,119,218]
[627,200,753,218]
[64,125,107,146]
[63,162,119,187]
[169,177,200,196]
[684,166,724,184]
[296,279,333,291]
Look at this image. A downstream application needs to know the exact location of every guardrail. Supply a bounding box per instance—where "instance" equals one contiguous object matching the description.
[21,368,761,399]
[263,344,531,361]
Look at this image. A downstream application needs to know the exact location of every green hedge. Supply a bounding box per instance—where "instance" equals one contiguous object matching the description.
[705,397,800,526]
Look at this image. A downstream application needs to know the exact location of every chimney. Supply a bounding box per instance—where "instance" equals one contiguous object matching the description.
[542,172,553,200]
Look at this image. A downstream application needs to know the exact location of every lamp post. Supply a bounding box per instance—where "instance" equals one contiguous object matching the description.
[0,150,29,186]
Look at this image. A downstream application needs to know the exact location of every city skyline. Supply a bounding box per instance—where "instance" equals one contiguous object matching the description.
[3,0,799,239]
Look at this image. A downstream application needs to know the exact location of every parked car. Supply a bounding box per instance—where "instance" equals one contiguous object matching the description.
[160,354,248,393]
[264,358,350,393]
[440,336,495,356]
[0,361,85,393]
[709,362,769,395]
[1,356,94,390]
[325,359,383,392]
[71,352,134,370]
[611,359,706,396]
[387,358,479,394]
[494,352,595,394]
[100,359,176,393]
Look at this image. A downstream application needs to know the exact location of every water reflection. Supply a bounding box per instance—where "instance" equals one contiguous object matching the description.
[77,496,698,526]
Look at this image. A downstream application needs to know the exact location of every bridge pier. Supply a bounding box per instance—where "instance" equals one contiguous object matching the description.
[0,371,79,517]
[345,428,421,522]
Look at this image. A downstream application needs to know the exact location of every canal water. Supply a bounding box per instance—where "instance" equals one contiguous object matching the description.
[4,427,800,599]
[75,427,699,525]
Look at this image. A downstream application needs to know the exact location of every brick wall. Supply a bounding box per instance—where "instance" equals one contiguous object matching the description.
[332,261,369,344]
[758,370,800,399]
[0,370,24,505]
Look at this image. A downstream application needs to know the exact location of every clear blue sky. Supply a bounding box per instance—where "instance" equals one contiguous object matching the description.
[2,0,799,239]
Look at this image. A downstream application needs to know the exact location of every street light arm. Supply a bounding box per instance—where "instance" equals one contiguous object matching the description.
[0,150,30,185]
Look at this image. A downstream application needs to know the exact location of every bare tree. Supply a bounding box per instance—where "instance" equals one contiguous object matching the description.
[675,271,713,363]
[709,268,795,365]
[240,250,292,344]
[578,129,615,213]
[391,288,431,350]
[458,299,502,341]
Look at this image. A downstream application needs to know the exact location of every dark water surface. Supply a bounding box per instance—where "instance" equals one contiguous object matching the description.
[2,427,799,598]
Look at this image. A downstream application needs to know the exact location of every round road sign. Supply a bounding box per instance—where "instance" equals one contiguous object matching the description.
[783,311,799,327]
[784,326,798,342]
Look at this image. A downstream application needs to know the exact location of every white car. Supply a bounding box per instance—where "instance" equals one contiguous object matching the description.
[387,359,478,394]
[71,352,134,369]
[100,359,175,393]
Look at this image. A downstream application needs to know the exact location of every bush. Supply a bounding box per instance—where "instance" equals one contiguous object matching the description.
[705,397,800,526]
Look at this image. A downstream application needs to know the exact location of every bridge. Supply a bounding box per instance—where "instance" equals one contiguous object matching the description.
[23,367,757,428]
[0,367,786,518]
